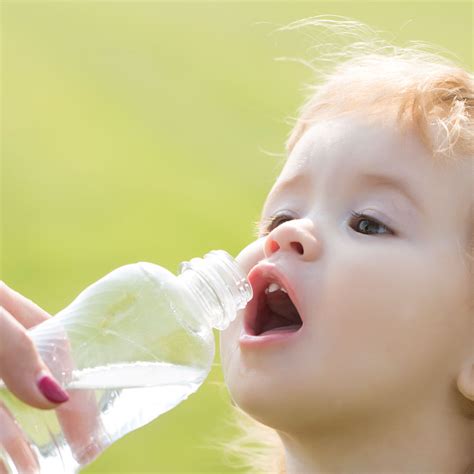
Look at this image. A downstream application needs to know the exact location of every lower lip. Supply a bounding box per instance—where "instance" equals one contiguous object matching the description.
[239,325,303,348]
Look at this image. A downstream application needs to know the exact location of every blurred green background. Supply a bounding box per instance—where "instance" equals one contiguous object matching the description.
[1,1,471,472]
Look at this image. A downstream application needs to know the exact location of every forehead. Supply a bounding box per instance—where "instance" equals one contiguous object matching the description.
[280,116,429,186]
[275,116,465,188]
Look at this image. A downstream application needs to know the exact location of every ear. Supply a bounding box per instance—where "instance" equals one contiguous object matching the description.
[457,362,474,401]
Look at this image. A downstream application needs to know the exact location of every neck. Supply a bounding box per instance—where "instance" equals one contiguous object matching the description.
[279,394,473,473]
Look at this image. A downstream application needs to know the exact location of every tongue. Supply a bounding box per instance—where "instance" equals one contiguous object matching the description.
[266,289,300,321]
[260,325,302,335]
[259,289,302,334]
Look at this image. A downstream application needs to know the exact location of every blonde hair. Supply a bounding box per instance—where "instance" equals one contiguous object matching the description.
[210,16,473,474]
[282,18,473,160]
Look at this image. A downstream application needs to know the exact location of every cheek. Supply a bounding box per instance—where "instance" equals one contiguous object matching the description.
[313,244,468,398]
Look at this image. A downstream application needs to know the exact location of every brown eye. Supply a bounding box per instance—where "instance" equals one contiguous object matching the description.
[260,213,295,236]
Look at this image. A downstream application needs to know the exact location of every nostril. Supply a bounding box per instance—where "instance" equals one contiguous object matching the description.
[269,240,280,253]
[291,242,304,255]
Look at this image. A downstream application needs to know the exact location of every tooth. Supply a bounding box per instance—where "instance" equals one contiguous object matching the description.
[266,283,281,293]
[280,287,288,294]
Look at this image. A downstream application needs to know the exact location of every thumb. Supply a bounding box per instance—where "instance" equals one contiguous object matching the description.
[0,306,69,409]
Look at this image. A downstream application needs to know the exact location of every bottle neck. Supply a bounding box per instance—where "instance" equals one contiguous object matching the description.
[177,250,252,330]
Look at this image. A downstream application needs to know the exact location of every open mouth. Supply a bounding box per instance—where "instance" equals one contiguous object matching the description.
[245,265,303,336]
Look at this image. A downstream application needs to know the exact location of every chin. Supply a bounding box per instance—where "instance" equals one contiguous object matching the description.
[225,371,306,431]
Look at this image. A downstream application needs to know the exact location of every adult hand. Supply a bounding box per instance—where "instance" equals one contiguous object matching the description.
[0,281,104,473]
[0,281,68,408]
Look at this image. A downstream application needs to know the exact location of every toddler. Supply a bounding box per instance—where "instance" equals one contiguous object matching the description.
[217,17,473,474]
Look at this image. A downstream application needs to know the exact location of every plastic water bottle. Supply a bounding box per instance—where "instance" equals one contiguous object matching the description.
[0,250,252,474]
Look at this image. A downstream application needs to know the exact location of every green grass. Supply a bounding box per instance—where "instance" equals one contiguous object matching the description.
[1,1,471,472]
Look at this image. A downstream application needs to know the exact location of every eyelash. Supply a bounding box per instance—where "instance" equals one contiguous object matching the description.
[259,211,394,237]
[258,214,293,236]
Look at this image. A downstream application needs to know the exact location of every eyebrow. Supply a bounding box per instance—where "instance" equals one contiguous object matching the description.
[355,172,423,213]
[256,169,423,236]
[267,171,421,211]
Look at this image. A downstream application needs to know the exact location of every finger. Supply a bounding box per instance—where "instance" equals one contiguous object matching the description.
[0,281,51,329]
[0,401,39,474]
[31,324,105,466]
[57,390,105,466]
[0,306,69,410]
[45,331,105,465]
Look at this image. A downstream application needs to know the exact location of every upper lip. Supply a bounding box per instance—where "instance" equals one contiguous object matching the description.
[243,261,303,336]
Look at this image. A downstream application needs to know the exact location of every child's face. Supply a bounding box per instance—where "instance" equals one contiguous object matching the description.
[220,114,472,433]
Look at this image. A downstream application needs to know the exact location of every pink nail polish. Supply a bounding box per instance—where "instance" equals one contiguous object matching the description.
[37,373,70,403]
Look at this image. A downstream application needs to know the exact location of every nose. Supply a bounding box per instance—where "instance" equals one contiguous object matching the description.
[263,218,319,261]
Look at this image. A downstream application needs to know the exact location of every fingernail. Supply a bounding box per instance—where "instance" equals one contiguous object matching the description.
[37,372,69,403]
